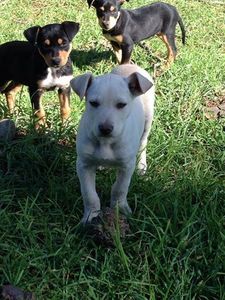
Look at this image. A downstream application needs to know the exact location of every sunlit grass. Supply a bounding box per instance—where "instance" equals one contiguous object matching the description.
[0,0,224,299]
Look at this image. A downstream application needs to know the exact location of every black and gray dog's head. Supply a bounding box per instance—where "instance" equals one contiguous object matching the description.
[87,0,129,31]
[24,21,80,68]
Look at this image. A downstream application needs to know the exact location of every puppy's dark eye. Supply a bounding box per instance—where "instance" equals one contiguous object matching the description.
[116,102,127,109]
[89,101,100,108]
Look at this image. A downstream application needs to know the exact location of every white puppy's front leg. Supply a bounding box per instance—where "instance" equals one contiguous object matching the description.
[110,162,136,215]
[76,159,101,223]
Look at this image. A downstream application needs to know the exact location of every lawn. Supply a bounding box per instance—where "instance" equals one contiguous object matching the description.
[0,0,225,299]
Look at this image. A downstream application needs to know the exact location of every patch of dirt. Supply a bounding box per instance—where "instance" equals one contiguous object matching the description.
[84,207,130,247]
[203,91,225,120]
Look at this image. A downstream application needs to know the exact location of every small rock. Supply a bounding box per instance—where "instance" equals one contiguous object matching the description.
[0,119,16,141]
[204,106,220,119]
[1,284,35,300]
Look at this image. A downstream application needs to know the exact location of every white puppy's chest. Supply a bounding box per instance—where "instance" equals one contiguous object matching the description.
[94,144,116,165]
[38,68,73,90]
[80,138,135,167]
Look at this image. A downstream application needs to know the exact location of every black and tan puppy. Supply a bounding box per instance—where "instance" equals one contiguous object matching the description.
[88,0,185,66]
[0,21,80,126]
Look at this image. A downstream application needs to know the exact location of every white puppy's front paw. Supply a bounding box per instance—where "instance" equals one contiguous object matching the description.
[81,209,101,225]
[120,203,132,215]
[111,202,132,216]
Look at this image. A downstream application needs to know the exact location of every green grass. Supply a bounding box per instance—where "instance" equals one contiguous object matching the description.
[0,0,225,299]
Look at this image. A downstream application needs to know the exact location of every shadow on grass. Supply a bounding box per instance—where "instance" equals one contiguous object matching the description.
[70,48,113,69]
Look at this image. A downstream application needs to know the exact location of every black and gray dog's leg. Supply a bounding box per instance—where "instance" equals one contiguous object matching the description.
[110,41,122,64]
[120,41,134,64]
[28,85,45,127]
[158,31,177,66]
[3,81,22,113]
[58,87,71,123]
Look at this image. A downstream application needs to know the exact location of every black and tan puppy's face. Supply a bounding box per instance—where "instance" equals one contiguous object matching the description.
[88,0,126,31]
[24,21,80,68]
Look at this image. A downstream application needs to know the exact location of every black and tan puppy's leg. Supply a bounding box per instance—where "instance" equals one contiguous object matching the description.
[120,41,134,64]
[29,86,45,128]
[111,41,122,64]
[3,81,22,113]
[158,33,177,67]
[165,33,177,65]
[0,80,9,93]
[58,87,71,123]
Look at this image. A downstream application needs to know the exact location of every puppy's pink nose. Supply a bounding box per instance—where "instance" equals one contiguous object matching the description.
[98,123,113,136]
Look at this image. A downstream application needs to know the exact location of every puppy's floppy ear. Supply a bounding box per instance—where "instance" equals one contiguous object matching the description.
[62,21,80,41]
[24,26,41,45]
[126,72,153,97]
[70,73,93,100]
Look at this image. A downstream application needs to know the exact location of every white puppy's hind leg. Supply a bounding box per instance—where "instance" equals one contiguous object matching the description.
[110,162,135,215]
[137,117,153,175]
[137,143,147,175]
[76,159,101,223]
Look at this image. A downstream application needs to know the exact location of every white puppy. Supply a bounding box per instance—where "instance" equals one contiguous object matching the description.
[70,64,155,223]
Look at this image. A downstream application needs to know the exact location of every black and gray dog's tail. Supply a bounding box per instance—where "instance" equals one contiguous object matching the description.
[178,16,186,45]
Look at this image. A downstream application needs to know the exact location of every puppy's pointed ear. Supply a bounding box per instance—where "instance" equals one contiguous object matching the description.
[87,0,93,7]
[126,72,153,97]
[24,26,41,45]
[87,0,98,8]
[117,0,129,5]
[70,73,93,100]
[62,21,80,41]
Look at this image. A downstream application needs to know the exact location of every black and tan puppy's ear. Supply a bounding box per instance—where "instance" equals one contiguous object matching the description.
[117,0,129,5]
[62,21,80,41]
[87,0,98,8]
[70,73,93,100]
[87,0,93,7]
[24,26,41,45]
[126,72,153,97]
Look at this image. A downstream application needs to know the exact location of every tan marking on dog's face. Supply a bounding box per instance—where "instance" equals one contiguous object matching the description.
[58,38,63,45]
[44,39,51,46]
[99,11,120,31]
[110,6,115,11]
[38,44,72,67]
[58,43,72,66]
[99,6,104,11]
[58,50,70,66]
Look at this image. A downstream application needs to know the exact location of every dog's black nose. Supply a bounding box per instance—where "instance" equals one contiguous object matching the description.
[51,57,61,67]
[98,123,113,136]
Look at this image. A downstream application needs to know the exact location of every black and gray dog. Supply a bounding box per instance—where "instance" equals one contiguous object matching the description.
[88,0,185,65]
[0,21,79,126]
